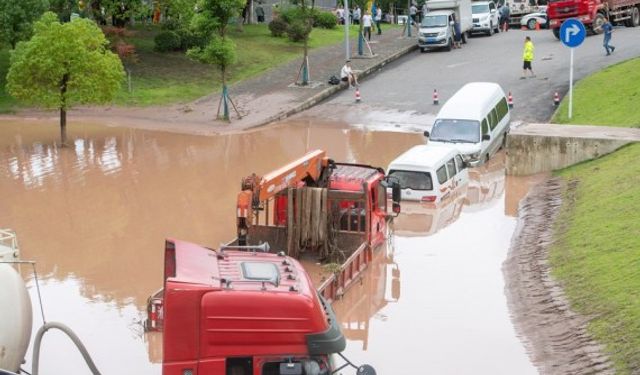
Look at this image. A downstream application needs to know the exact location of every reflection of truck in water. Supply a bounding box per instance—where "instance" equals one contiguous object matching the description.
[419,0,473,52]
[146,150,401,375]
[547,0,640,37]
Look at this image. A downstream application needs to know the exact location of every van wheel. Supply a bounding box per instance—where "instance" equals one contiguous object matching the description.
[487,23,494,36]
[420,47,426,53]
[446,38,453,51]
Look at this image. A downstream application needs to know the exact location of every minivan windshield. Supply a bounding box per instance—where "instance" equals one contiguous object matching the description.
[430,119,481,143]
[421,15,448,28]
[388,170,433,191]
[472,4,490,13]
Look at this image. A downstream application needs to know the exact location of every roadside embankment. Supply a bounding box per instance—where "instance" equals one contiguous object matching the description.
[506,56,640,374]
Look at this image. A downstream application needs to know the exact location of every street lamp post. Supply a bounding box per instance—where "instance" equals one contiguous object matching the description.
[345,0,350,60]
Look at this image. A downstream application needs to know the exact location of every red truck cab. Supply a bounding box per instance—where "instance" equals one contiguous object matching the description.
[161,239,345,375]
[548,0,640,36]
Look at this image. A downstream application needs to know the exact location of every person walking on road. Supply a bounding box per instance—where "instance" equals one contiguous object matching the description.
[375,6,383,35]
[521,36,535,79]
[410,3,418,26]
[600,18,616,55]
[353,5,361,25]
[362,11,373,41]
[500,3,510,32]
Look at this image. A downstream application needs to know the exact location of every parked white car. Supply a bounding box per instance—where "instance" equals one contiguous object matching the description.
[471,1,501,35]
[520,7,548,30]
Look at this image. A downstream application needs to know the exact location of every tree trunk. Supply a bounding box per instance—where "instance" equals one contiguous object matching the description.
[60,73,69,147]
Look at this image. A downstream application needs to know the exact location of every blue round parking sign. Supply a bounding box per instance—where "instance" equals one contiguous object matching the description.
[560,19,586,48]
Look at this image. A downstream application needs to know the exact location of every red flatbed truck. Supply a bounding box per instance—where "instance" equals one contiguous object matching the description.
[548,0,640,37]
[147,150,400,375]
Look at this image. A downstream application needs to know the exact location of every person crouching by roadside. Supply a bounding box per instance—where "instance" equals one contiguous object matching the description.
[341,60,359,88]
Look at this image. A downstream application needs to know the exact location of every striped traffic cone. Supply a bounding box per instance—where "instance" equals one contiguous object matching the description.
[355,88,361,103]
[433,89,439,105]
[553,92,560,106]
[508,91,514,109]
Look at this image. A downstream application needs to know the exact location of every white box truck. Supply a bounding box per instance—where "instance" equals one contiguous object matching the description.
[418,0,473,52]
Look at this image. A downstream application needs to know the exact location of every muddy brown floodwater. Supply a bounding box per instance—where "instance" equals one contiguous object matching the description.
[1,117,539,374]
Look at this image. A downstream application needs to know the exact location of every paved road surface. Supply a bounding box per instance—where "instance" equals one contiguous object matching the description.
[300,26,640,129]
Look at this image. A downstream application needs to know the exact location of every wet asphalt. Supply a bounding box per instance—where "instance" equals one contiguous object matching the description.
[303,25,640,126]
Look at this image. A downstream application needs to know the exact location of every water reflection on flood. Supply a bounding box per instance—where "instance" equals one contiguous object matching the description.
[0,119,540,374]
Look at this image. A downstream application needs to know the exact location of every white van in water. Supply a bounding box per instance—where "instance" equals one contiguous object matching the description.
[425,82,510,167]
[387,145,469,203]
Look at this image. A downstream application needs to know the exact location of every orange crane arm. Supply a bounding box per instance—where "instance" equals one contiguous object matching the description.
[237,150,334,245]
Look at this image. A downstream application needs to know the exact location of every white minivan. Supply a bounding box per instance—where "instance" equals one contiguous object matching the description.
[424,82,511,167]
[387,144,469,203]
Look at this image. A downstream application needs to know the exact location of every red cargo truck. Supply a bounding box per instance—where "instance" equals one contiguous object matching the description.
[548,0,640,37]
[147,150,400,375]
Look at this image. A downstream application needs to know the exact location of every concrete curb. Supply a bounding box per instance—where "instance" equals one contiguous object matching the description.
[249,40,419,130]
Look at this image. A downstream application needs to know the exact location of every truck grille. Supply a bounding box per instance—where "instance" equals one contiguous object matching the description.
[557,5,576,14]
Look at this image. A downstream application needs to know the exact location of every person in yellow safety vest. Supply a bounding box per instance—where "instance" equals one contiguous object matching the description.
[521,36,535,79]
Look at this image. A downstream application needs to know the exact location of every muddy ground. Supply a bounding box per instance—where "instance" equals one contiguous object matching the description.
[503,178,614,374]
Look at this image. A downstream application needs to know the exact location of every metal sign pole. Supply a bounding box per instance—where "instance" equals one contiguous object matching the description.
[569,48,574,119]
[345,0,350,60]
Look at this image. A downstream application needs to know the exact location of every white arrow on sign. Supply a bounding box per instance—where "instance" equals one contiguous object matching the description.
[564,24,580,43]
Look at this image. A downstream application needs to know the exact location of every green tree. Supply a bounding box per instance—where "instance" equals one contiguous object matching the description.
[289,0,314,85]
[188,0,245,121]
[6,12,125,145]
[0,0,49,49]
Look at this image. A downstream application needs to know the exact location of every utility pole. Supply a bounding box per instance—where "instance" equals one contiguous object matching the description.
[345,0,350,60]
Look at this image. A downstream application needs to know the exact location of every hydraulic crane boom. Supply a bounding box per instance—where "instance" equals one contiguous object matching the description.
[237,150,335,246]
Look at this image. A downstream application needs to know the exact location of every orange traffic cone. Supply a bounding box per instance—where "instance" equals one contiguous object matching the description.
[508,91,514,109]
[433,89,439,105]
[553,92,560,106]
[355,88,361,103]
[535,21,541,30]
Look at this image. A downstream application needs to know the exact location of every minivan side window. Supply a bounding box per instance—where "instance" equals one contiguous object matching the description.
[436,166,448,184]
[497,98,509,120]
[455,155,465,171]
[446,158,456,179]
[482,119,489,135]
[489,108,498,130]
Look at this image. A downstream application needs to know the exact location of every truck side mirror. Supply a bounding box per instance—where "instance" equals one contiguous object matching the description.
[423,130,430,138]
[482,134,490,141]
[392,181,401,215]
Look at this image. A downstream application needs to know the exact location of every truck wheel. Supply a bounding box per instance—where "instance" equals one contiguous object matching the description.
[527,19,537,30]
[552,27,560,39]
[462,32,468,44]
[592,13,606,34]
[446,38,453,51]
[631,7,640,27]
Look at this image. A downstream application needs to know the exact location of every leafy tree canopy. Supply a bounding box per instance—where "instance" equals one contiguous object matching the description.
[0,0,49,49]
[187,35,236,67]
[6,12,124,110]
[191,0,246,37]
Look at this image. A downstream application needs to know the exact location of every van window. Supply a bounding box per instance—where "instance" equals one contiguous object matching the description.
[436,166,448,184]
[455,155,465,171]
[497,98,509,120]
[388,170,433,190]
[446,158,456,179]
[481,119,489,135]
[430,119,481,143]
[489,109,497,130]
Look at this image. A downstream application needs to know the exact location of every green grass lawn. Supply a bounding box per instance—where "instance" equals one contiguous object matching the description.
[550,57,640,373]
[1,23,377,109]
[553,58,640,127]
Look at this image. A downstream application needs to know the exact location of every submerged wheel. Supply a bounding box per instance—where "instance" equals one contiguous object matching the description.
[527,18,537,30]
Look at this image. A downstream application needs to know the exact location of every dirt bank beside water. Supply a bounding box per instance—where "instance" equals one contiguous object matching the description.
[503,178,614,374]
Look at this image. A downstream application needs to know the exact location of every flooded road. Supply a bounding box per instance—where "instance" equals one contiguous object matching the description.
[1,118,537,374]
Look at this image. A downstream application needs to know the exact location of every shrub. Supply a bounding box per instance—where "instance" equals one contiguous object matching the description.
[286,21,312,42]
[154,30,181,52]
[161,18,183,31]
[176,28,206,50]
[268,17,288,37]
[314,11,337,29]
